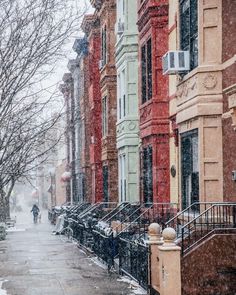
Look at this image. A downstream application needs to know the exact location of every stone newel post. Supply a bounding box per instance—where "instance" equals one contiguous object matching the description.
[158,227,181,295]
[147,223,163,294]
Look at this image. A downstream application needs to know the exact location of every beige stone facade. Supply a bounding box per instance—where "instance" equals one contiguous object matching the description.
[168,0,229,209]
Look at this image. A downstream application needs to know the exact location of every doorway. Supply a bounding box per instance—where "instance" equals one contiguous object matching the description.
[181,129,199,210]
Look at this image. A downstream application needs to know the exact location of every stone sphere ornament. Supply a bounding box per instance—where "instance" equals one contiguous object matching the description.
[162,227,177,243]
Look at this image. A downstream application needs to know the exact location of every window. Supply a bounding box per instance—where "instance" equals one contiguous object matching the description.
[119,154,126,202]
[180,0,198,70]
[181,129,199,210]
[143,146,153,203]
[141,39,152,104]
[101,25,107,64]
[102,96,108,136]
[117,0,125,20]
[117,69,126,120]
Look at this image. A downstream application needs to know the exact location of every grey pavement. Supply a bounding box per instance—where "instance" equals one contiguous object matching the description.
[0,211,137,295]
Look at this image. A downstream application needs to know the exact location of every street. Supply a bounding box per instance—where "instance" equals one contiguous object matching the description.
[0,212,138,295]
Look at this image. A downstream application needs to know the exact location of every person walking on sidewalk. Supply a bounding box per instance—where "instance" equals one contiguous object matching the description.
[31,204,40,224]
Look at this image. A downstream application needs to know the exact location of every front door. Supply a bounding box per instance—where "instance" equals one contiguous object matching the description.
[181,130,199,210]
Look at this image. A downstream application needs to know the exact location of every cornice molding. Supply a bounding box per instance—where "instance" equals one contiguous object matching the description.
[81,14,100,35]
[137,3,168,32]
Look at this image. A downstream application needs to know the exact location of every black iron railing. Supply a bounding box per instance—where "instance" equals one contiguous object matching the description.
[118,203,178,242]
[73,202,117,249]
[116,203,177,291]
[119,237,149,290]
[180,203,236,255]
[99,202,131,224]
[164,202,230,238]
[92,203,142,267]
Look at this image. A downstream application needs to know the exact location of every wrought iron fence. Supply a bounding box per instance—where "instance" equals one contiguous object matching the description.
[92,202,142,267]
[119,237,149,290]
[70,202,117,250]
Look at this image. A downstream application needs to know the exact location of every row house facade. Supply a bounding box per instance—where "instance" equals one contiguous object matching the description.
[82,15,103,203]
[60,73,75,203]
[137,0,170,204]
[56,1,236,295]
[90,0,118,203]
[72,38,92,203]
[115,0,139,203]
[168,0,236,210]
[58,2,236,294]
[61,38,92,204]
[61,0,236,211]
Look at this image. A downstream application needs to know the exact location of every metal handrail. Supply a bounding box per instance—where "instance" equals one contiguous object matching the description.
[180,203,236,255]
[99,202,130,222]
[113,203,144,227]
[183,203,236,228]
[165,202,229,227]
[77,203,98,219]
[118,202,178,236]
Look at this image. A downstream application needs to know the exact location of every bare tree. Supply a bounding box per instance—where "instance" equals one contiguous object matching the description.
[0,0,86,221]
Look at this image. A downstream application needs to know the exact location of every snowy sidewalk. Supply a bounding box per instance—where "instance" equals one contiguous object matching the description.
[0,213,145,295]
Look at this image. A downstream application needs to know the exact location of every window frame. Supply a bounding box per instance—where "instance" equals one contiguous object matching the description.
[102,96,108,137]
[141,38,152,104]
[119,153,127,202]
[117,68,126,120]
[179,0,198,70]
[101,25,107,65]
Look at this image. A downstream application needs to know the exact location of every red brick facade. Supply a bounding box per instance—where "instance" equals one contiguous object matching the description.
[82,15,103,203]
[137,0,170,203]
[91,0,118,203]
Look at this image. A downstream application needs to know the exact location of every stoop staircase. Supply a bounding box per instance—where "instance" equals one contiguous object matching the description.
[165,202,236,295]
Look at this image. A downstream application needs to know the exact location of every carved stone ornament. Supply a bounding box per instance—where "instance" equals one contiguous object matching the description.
[203,74,217,90]
[117,126,121,134]
[170,165,176,177]
[177,76,198,100]
[140,108,146,120]
[128,122,136,131]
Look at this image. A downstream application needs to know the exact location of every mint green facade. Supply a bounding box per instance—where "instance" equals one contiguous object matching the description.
[115,0,139,203]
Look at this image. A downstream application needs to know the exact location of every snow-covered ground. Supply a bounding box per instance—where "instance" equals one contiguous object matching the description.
[0,280,8,295]
[117,276,147,295]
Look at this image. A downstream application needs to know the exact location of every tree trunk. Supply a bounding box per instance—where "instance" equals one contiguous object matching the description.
[6,181,15,219]
[5,196,10,219]
[0,190,7,223]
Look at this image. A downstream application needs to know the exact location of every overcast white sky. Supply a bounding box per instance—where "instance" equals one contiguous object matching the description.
[54,0,93,84]
[41,0,94,115]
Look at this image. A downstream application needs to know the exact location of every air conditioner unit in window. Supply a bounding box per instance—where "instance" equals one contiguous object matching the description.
[98,59,104,70]
[162,51,190,75]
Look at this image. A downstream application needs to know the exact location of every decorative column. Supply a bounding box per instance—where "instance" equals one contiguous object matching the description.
[147,223,163,295]
[158,228,181,295]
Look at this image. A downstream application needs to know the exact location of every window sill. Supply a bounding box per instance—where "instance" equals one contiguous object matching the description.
[140,98,153,109]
